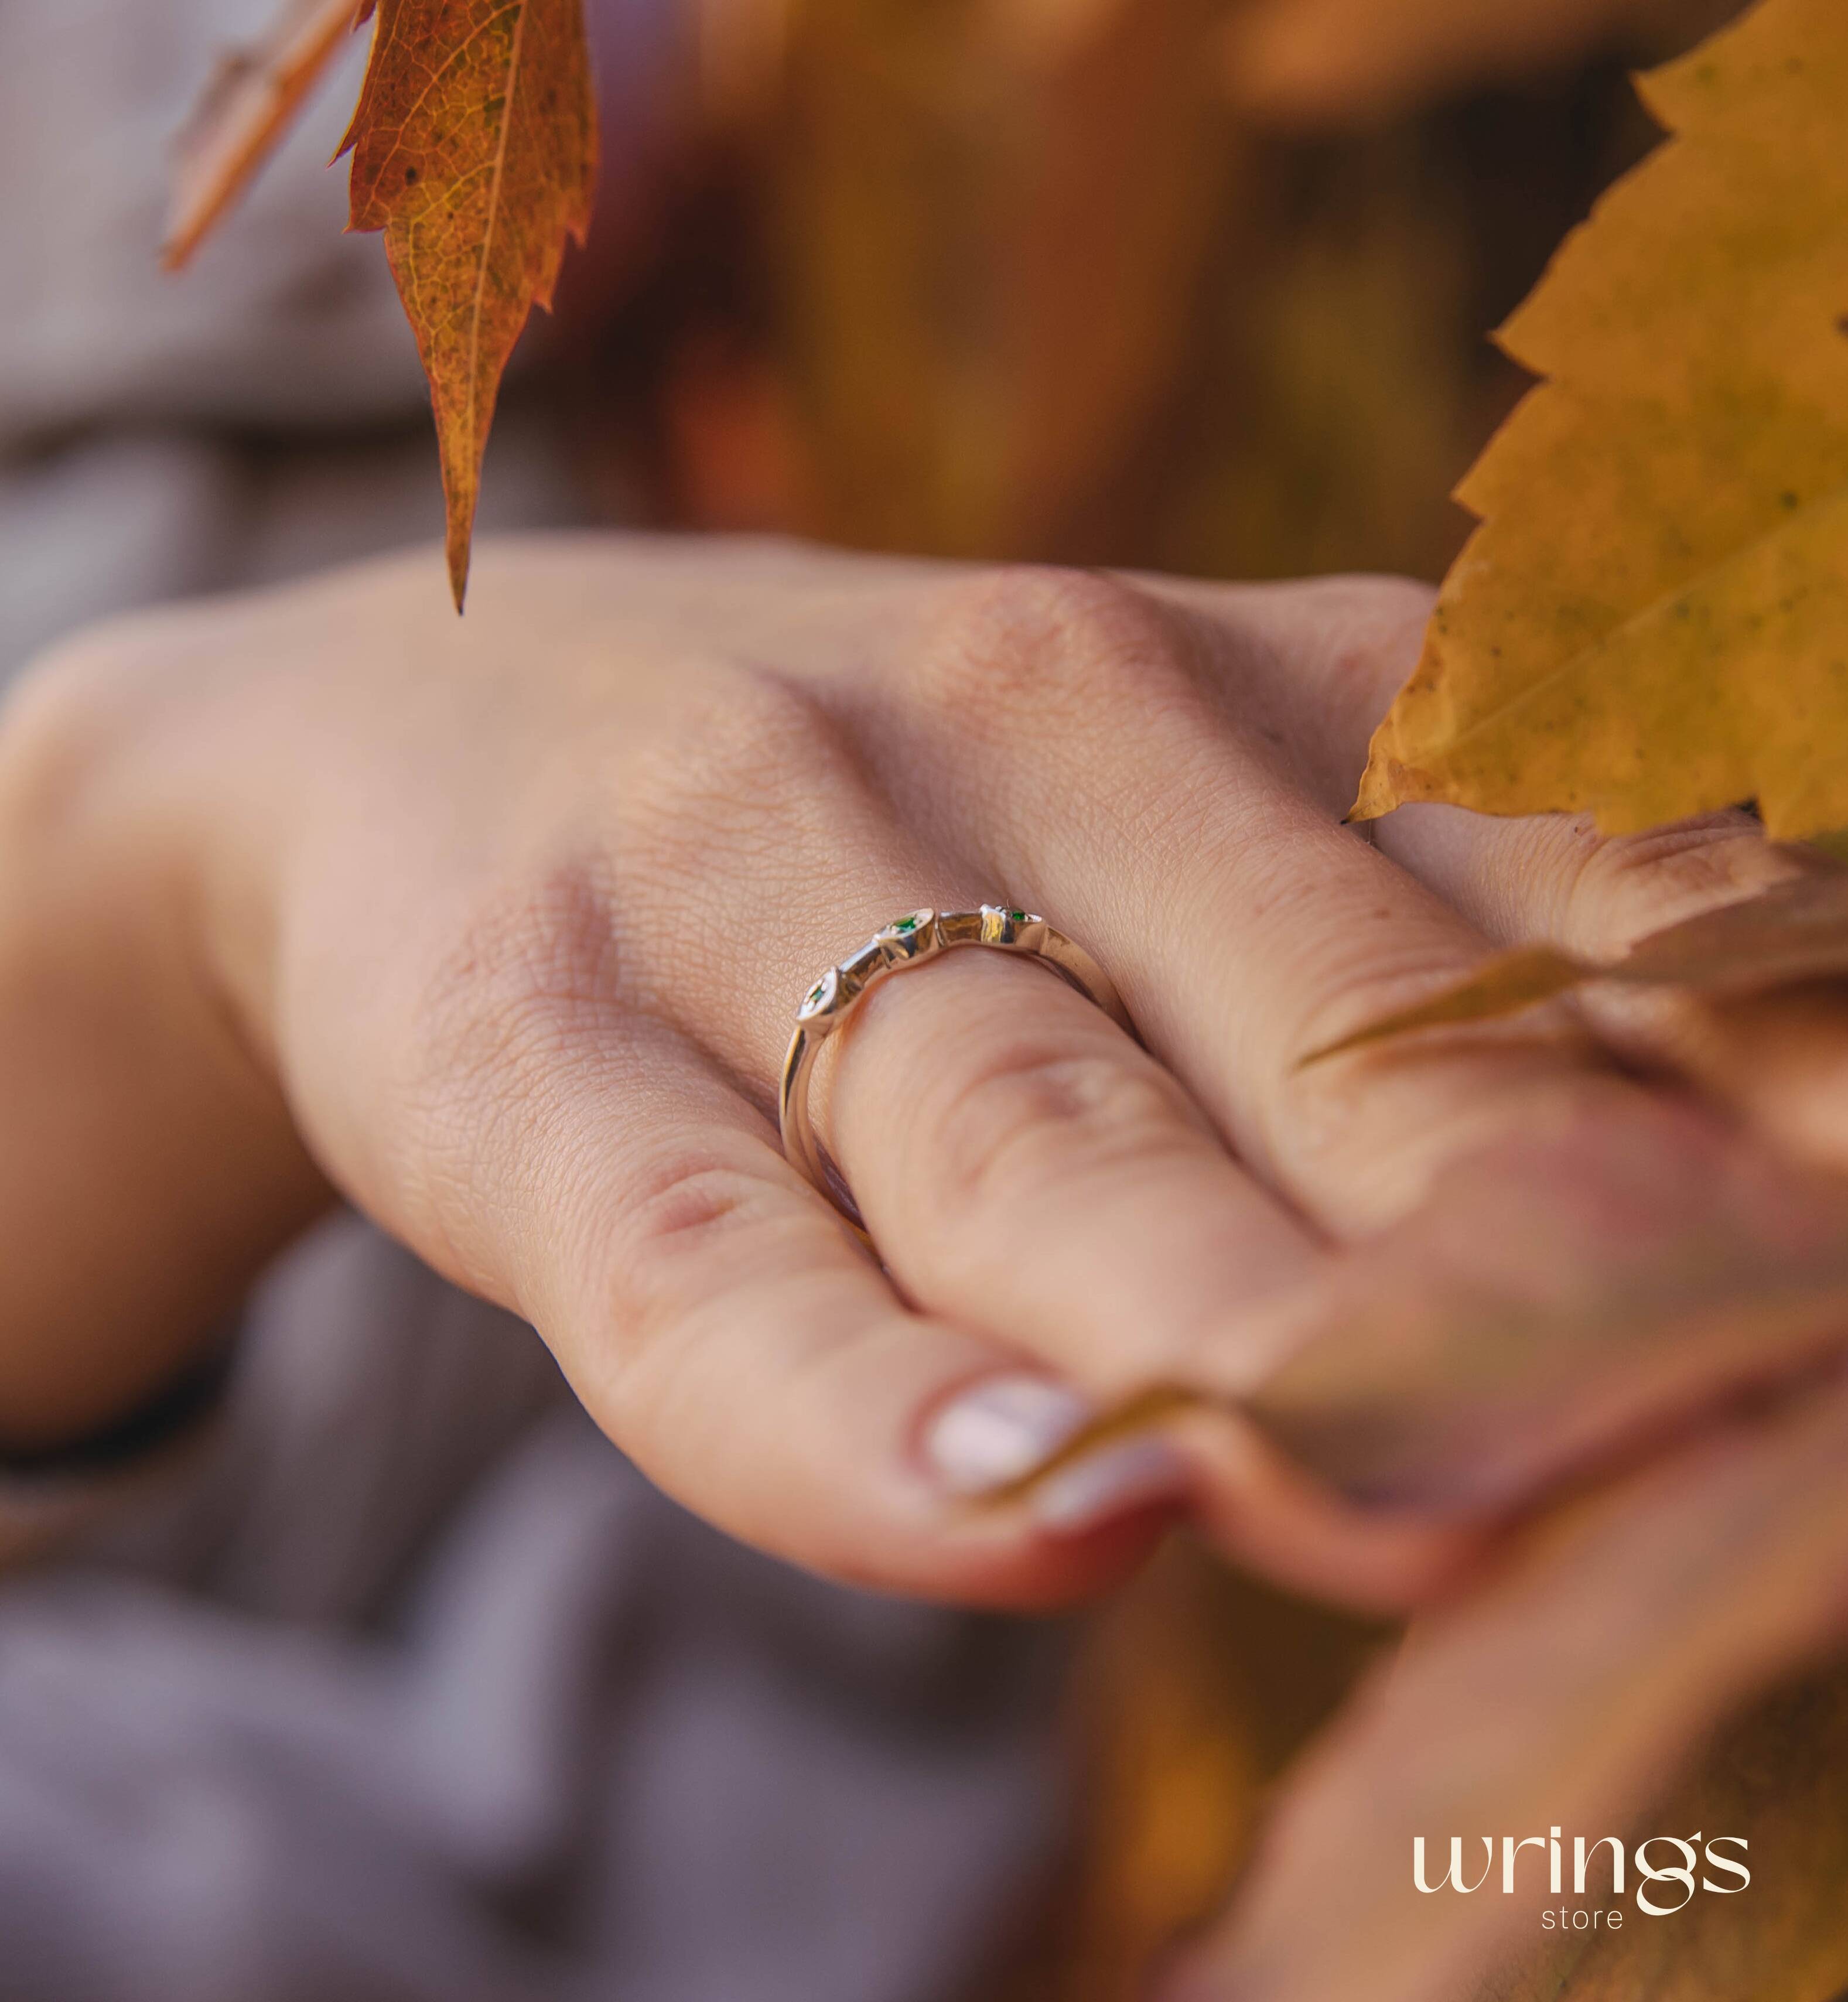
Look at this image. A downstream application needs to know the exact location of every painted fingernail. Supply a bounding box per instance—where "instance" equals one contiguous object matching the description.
[924,1373,1095,1496]
[1029,1436,1191,1536]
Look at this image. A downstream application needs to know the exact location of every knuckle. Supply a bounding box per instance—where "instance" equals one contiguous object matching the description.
[610,661,866,869]
[1560,815,1782,954]
[606,1152,797,1330]
[1304,578,1440,725]
[921,1041,1203,1225]
[387,862,623,1257]
[910,564,1190,734]
[624,1152,780,1258]
[420,863,621,1061]
[1313,574,1439,669]
[565,1148,820,1431]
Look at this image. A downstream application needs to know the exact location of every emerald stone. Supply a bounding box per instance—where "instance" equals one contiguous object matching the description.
[891,914,919,934]
[800,968,841,1018]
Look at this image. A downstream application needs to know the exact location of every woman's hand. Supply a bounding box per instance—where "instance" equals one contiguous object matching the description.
[6,535,1848,1607]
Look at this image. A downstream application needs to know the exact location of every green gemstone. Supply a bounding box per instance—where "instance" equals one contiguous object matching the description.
[806,981,829,1006]
[891,914,919,934]
[1007,909,1027,924]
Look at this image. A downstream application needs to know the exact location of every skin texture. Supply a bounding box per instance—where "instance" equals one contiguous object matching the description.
[5,534,1848,1620]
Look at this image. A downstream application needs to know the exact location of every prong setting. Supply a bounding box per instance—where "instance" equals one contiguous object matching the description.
[979,903,1042,947]
[797,966,842,1022]
[877,908,937,962]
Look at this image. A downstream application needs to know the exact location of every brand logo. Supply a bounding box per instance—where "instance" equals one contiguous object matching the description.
[1413,1830,1750,1929]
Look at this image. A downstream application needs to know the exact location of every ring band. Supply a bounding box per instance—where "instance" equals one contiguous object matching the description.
[779,906,1132,1231]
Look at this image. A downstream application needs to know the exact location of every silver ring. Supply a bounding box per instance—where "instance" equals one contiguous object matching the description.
[778,906,1131,1231]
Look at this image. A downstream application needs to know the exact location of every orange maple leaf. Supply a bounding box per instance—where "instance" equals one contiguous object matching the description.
[341,0,597,608]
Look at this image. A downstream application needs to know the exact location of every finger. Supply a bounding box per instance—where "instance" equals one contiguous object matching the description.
[854,570,1848,1531]
[865,567,1649,1239]
[104,560,1184,1605]
[1160,1367,1848,2002]
[815,941,1478,1607]
[1167,565,1848,1178]
[829,945,1320,1392]
[316,982,1167,1607]
[590,679,1467,1602]
[575,626,1482,1604]
[1374,799,1848,1173]
[546,633,1326,1407]
[1130,577,1848,1514]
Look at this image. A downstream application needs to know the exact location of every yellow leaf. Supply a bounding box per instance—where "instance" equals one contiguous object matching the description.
[1298,944,1591,1063]
[341,0,597,609]
[1299,869,1848,1063]
[1354,0,1848,842]
[163,0,374,271]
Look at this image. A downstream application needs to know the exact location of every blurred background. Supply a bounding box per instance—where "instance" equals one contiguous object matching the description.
[569,0,1745,578]
[0,1,1757,1997]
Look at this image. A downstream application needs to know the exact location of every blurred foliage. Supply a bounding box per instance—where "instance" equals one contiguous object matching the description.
[1482,1672,1848,2001]
[1031,1539,1389,2002]
[626,0,1743,589]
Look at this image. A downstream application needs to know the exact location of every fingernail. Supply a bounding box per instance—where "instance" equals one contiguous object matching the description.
[924,1373,1095,1496]
[1029,1436,1191,1536]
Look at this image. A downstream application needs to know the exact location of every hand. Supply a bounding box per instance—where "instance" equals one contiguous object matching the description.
[6,535,1847,1609]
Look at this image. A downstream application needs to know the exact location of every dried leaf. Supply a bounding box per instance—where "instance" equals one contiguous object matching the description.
[1039,1545,1385,2002]
[163,0,374,271]
[1242,1098,1848,1514]
[1354,0,1848,842]
[340,0,597,607]
[1023,1136,1848,1995]
[994,1092,1848,1599]
[1302,870,1848,1063]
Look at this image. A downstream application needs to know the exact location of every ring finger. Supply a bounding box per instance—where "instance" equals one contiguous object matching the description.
[593,688,1458,1605]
